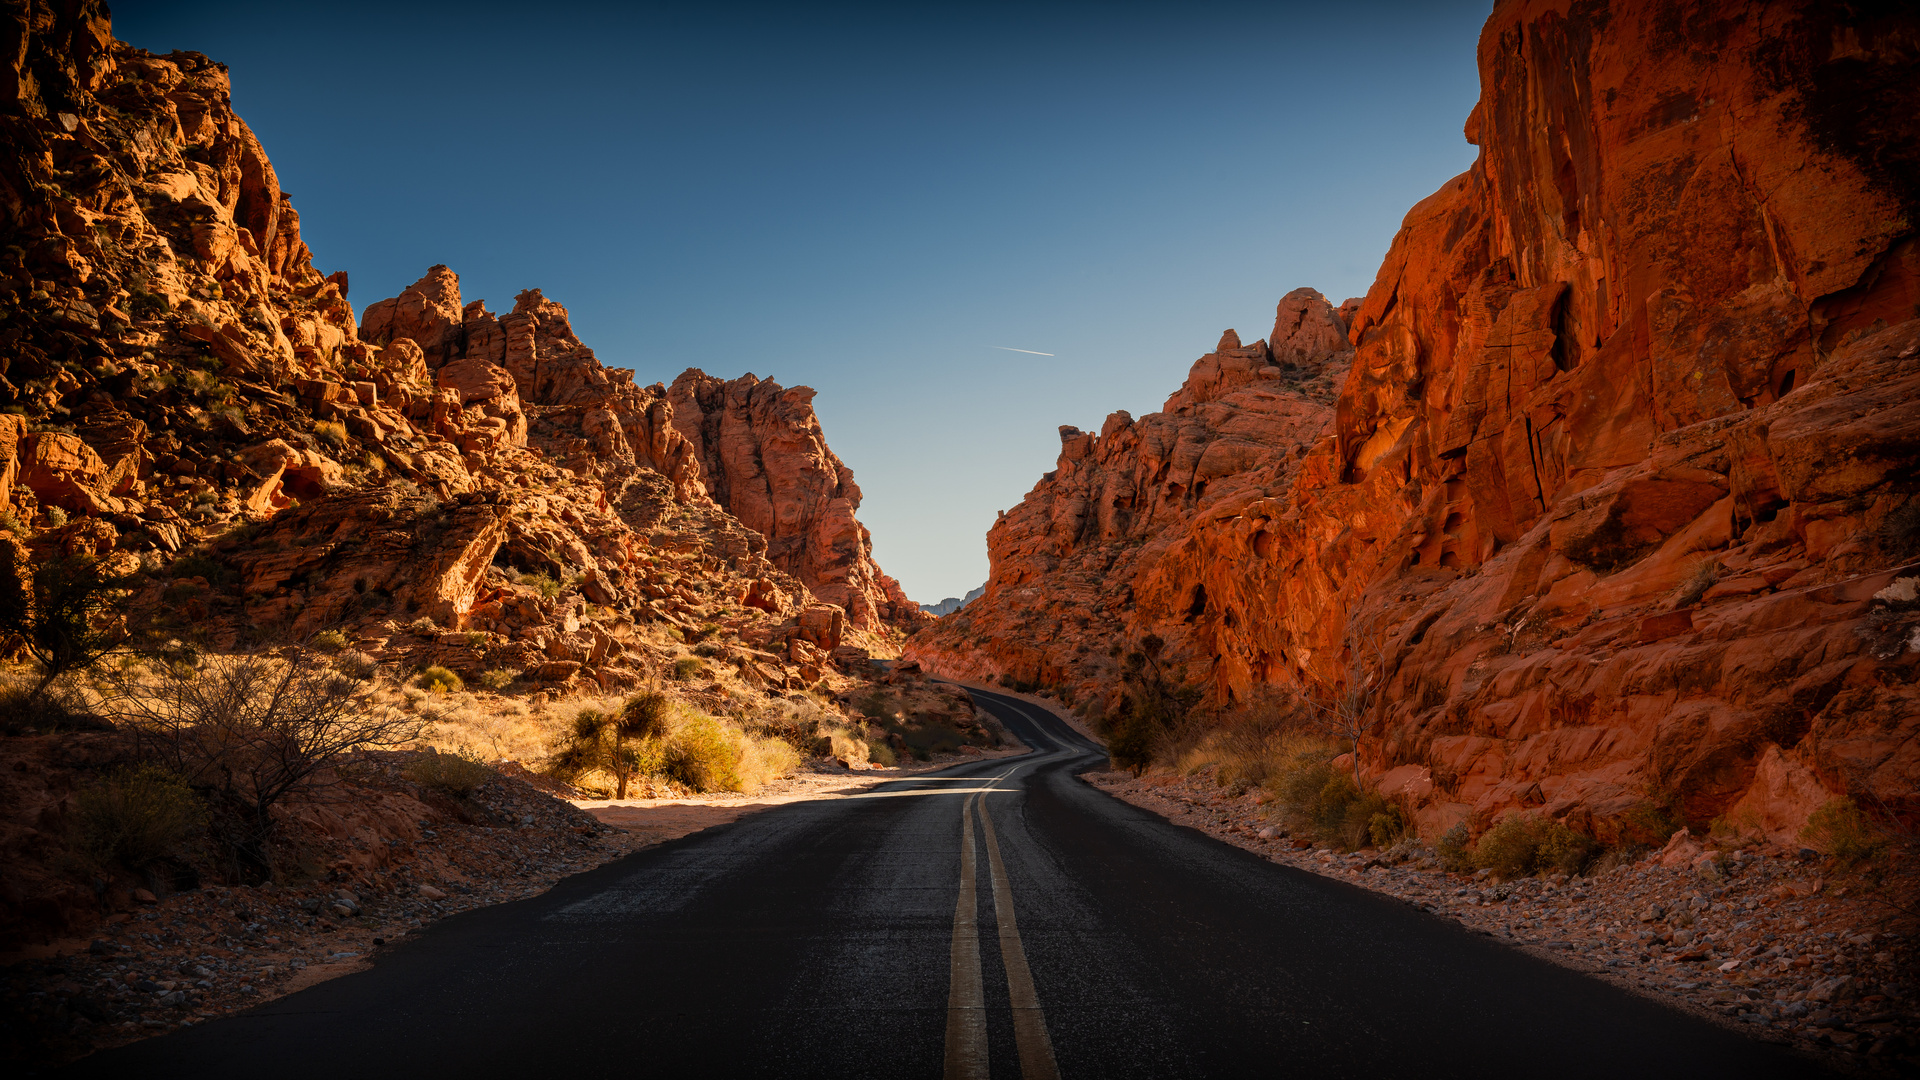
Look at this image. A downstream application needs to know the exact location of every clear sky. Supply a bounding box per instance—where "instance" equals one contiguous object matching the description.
[115,1,1488,604]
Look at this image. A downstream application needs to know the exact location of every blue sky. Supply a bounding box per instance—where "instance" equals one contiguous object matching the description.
[115,1,1488,603]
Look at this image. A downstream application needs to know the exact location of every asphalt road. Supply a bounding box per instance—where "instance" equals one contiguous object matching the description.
[63,687,1825,1079]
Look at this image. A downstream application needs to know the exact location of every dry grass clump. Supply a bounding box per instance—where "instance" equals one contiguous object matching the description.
[415,665,463,693]
[404,745,496,798]
[1670,558,1720,607]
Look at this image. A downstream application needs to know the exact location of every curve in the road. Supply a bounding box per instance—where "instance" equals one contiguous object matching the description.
[53,687,1829,1079]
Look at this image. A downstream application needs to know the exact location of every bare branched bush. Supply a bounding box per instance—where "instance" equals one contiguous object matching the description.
[105,649,422,878]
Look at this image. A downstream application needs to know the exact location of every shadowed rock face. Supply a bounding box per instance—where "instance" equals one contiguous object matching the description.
[909,0,1920,844]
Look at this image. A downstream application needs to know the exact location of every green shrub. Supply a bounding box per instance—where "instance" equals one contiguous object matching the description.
[71,764,204,869]
[1800,797,1886,863]
[415,665,463,693]
[313,420,348,450]
[1473,814,1597,878]
[477,668,517,691]
[672,657,704,682]
[867,740,898,768]
[1435,823,1474,872]
[461,631,488,648]
[310,629,348,653]
[405,746,495,798]
[1617,800,1683,847]
[43,506,67,528]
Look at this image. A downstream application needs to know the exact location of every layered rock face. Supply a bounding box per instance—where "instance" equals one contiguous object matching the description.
[667,370,924,630]
[910,0,1920,844]
[0,3,914,696]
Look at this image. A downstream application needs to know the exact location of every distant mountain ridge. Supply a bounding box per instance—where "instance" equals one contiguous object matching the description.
[920,586,984,617]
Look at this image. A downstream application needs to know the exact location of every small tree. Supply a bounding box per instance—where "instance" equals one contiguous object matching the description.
[1106,634,1201,775]
[107,648,422,880]
[0,553,136,702]
[1302,634,1388,783]
[551,691,672,799]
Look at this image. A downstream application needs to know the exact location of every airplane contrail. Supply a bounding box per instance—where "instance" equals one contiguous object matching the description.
[991,345,1055,356]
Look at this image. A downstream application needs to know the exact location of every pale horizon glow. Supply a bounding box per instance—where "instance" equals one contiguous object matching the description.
[991,346,1056,356]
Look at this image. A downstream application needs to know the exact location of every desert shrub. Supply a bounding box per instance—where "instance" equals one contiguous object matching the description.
[1800,797,1887,863]
[462,631,488,648]
[692,642,724,659]
[312,420,348,450]
[0,680,98,734]
[751,697,835,751]
[334,650,378,681]
[867,740,898,768]
[1106,696,1157,776]
[737,733,801,789]
[1366,800,1408,849]
[405,745,495,798]
[1435,822,1475,872]
[820,724,869,767]
[1670,558,1720,607]
[672,657,704,682]
[621,691,673,741]
[1473,814,1597,878]
[310,629,348,653]
[43,506,67,528]
[1617,800,1684,847]
[0,554,136,702]
[408,616,438,635]
[1879,499,1920,559]
[662,712,743,792]
[415,666,463,694]
[477,668,517,691]
[521,572,561,599]
[107,650,419,879]
[71,764,204,869]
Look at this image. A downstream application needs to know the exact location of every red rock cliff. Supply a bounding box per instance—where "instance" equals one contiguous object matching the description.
[0,3,910,700]
[909,0,1920,845]
[667,369,923,630]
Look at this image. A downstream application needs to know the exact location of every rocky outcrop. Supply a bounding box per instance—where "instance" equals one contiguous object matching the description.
[910,0,1920,846]
[0,3,915,701]
[667,369,926,630]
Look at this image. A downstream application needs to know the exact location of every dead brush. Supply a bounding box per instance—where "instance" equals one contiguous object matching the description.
[1669,557,1720,608]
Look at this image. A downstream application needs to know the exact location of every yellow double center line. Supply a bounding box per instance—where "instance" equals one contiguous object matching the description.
[943,774,1060,1080]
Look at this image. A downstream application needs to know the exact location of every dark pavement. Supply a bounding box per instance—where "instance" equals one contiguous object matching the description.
[61,687,1825,1078]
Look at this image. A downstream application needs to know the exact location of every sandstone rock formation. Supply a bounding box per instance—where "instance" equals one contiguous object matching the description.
[909,0,1920,847]
[0,2,918,704]
[667,369,925,630]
